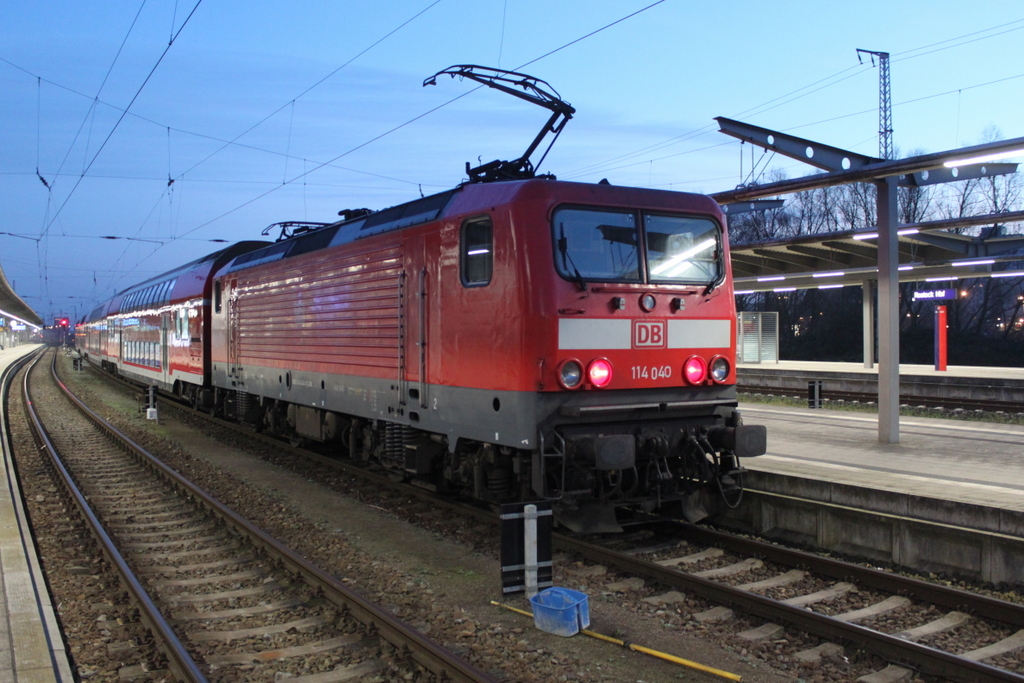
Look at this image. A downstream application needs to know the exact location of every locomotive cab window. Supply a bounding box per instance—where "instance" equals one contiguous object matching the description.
[214,280,222,313]
[552,207,722,286]
[553,208,641,283]
[461,216,493,287]
[646,214,721,285]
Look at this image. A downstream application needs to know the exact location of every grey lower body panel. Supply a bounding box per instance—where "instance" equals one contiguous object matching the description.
[214,362,538,450]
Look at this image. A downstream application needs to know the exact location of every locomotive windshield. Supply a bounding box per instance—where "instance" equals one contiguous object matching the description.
[553,207,721,285]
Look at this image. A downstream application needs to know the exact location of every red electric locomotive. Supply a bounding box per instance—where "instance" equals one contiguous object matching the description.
[205,177,764,531]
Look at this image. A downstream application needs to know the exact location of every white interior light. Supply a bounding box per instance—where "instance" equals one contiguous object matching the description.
[812,271,845,278]
[650,238,716,276]
[0,308,42,330]
[852,232,879,240]
[757,275,785,282]
[951,259,995,267]
[942,148,1024,168]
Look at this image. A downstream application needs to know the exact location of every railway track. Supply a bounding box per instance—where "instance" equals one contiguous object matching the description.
[736,384,1023,414]
[73,356,1024,681]
[559,522,1024,682]
[22,349,496,683]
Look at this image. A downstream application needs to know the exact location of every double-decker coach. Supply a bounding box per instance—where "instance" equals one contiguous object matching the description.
[82,242,268,403]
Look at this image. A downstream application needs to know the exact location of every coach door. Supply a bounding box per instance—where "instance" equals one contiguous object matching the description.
[161,314,170,385]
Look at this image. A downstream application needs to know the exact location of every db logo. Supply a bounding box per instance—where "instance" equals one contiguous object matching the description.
[633,320,666,349]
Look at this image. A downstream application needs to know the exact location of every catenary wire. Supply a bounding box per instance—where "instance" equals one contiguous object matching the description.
[0,57,433,190]
[40,0,203,240]
[173,0,444,182]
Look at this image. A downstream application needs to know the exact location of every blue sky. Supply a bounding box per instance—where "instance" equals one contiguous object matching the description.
[2,0,1022,323]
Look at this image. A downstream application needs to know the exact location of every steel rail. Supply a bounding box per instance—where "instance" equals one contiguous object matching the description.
[553,528,1024,683]
[677,523,1024,628]
[48,352,497,683]
[737,384,1023,413]
[23,350,209,683]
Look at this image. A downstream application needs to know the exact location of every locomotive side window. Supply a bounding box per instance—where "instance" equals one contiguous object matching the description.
[645,214,721,285]
[214,280,222,313]
[552,208,641,283]
[461,217,493,287]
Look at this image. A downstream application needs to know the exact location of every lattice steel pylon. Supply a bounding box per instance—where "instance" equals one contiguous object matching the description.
[857,49,892,160]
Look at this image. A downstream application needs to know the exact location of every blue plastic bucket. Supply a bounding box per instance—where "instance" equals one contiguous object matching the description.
[529,587,590,637]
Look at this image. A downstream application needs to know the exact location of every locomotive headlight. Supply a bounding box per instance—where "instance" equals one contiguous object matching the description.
[558,359,583,389]
[640,293,656,312]
[710,356,730,383]
[587,358,613,388]
[683,356,707,385]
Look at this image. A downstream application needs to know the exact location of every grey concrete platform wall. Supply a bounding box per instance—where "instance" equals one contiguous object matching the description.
[709,471,1024,586]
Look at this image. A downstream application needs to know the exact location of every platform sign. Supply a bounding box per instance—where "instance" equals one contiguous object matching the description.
[500,502,553,597]
[913,289,955,301]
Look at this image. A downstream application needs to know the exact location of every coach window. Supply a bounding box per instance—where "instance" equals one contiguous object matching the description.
[461,216,493,287]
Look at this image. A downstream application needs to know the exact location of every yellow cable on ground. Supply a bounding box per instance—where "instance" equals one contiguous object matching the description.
[490,601,742,682]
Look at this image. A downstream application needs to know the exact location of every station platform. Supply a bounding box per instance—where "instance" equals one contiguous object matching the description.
[737,401,1024,513]
[728,401,1024,583]
[0,344,74,682]
[737,360,1024,403]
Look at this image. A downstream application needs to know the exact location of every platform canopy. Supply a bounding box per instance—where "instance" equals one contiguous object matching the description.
[710,117,1024,445]
[0,263,42,327]
[729,209,1024,291]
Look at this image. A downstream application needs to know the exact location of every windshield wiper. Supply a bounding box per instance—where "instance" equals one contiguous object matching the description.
[558,225,588,293]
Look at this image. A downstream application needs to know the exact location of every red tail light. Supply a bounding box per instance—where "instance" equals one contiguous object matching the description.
[587,358,613,388]
[683,356,707,385]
